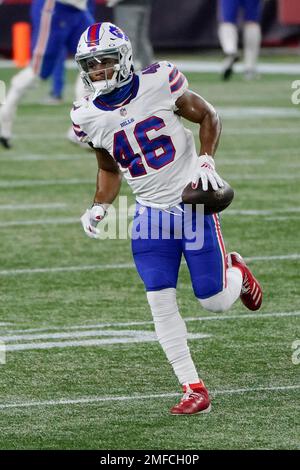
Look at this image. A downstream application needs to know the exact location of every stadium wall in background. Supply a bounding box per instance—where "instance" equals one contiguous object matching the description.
[0,0,300,57]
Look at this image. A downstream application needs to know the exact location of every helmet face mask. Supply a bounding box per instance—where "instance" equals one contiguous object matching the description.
[76,23,133,97]
[80,53,118,74]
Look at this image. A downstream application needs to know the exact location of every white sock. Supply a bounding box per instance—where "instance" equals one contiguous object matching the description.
[147,288,200,385]
[218,22,238,56]
[0,66,36,138]
[199,267,243,313]
[243,22,261,72]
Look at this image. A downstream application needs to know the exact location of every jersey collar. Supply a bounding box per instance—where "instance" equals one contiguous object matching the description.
[93,74,139,111]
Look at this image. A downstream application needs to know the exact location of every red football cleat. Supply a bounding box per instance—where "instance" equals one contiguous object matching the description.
[170,381,211,415]
[228,252,263,311]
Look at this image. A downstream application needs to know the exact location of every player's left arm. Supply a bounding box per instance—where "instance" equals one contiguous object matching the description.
[175,89,221,156]
[175,90,224,191]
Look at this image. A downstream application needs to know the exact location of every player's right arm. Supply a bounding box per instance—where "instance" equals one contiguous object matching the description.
[93,147,122,205]
[81,148,122,239]
[71,103,123,238]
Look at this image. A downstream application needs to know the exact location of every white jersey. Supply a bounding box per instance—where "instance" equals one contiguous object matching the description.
[71,61,199,209]
[58,0,87,11]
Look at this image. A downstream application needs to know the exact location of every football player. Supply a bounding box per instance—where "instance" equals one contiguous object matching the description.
[0,0,94,149]
[71,22,263,415]
[218,0,262,80]
[43,0,96,106]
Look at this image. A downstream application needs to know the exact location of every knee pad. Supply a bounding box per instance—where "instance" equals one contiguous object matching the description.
[147,288,187,337]
[147,287,178,317]
[198,288,233,313]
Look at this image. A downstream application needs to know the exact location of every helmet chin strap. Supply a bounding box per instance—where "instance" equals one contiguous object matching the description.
[80,63,130,98]
[91,65,120,97]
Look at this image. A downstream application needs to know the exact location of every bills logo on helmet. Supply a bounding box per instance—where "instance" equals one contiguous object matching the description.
[109,25,128,41]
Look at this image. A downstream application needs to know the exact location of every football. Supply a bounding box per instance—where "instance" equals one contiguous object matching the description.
[181,179,234,214]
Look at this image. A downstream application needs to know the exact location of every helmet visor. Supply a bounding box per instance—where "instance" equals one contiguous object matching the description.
[77,51,119,74]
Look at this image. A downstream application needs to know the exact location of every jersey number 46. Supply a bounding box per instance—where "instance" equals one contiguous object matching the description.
[113,115,175,177]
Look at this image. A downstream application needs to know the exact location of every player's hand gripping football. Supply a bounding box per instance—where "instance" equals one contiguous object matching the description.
[192,154,224,191]
[80,204,107,239]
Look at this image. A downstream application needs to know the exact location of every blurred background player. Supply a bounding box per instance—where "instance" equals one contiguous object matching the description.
[42,48,66,104]
[106,0,154,70]
[218,0,262,80]
[43,0,96,105]
[0,0,94,149]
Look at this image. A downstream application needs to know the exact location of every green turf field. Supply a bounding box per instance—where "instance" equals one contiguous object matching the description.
[0,64,299,450]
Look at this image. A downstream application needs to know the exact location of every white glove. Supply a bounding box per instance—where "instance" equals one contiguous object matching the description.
[191,154,224,191]
[80,204,107,239]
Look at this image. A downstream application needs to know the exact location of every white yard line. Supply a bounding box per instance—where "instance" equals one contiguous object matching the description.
[265,216,300,221]
[2,59,300,74]
[0,263,134,275]
[0,203,66,210]
[247,254,300,261]
[7,155,295,165]
[286,163,300,168]
[1,208,300,228]
[1,156,269,164]
[2,332,210,352]
[224,128,300,133]
[219,159,266,165]
[226,208,300,215]
[0,254,298,276]
[0,174,298,189]
[0,328,156,342]
[0,155,87,162]
[214,384,300,395]
[0,217,79,227]
[0,384,298,410]
[14,134,67,140]
[217,108,300,119]
[221,148,300,157]
[175,60,300,75]
[2,311,299,336]
[227,175,299,180]
[2,310,300,341]
[0,204,300,228]
[0,179,93,188]
[184,310,300,322]
[14,126,300,139]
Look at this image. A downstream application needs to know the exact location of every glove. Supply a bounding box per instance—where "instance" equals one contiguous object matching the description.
[191,154,224,191]
[80,204,107,239]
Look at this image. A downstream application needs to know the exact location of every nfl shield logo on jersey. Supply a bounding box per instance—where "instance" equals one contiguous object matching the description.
[120,107,127,117]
